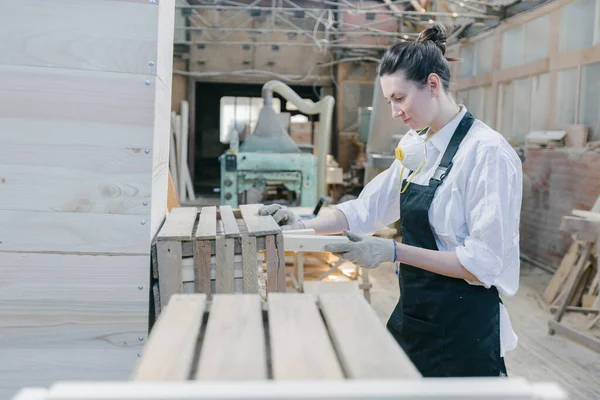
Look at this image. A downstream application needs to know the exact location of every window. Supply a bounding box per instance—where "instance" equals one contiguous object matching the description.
[555,68,579,129]
[459,37,494,77]
[559,0,596,52]
[219,97,281,143]
[512,77,531,138]
[501,27,524,69]
[579,62,600,140]
[524,15,550,63]
[497,81,515,140]
[529,73,551,130]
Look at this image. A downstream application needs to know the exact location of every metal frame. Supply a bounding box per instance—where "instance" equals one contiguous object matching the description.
[175,0,502,52]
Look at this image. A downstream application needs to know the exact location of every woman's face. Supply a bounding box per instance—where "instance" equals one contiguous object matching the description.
[380,71,435,131]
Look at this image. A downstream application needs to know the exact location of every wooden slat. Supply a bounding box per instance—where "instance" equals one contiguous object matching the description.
[156,241,183,309]
[242,236,259,294]
[543,241,580,304]
[193,240,211,297]
[265,236,281,293]
[548,320,600,353]
[195,295,267,380]
[276,234,286,292]
[318,294,421,379]
[0,1,158,74]
[239,204,281,237]
[219,205,240,238]
[195,206,217,240]
[215,237,235,294]
[157,207,197,241]
[0,210,150,254]
[267,293,344,380]
[283,234,350,252]
[132,294,206,381]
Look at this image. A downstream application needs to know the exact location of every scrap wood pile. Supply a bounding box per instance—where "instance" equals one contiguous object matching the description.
[543,196,600,352]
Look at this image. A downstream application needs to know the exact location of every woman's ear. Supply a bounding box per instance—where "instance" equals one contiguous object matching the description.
[427,73,441,97]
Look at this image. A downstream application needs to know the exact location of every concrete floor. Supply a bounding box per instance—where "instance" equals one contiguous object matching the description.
[364,262,600,400]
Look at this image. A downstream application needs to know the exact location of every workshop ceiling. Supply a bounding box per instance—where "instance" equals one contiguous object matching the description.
[173,0,538,85]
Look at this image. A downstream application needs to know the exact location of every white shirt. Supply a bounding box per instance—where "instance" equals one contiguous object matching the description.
[336,106,521,356]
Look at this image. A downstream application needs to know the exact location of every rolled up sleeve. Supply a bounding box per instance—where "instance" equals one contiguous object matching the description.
[455,146,521,288]
[336,160,403,235]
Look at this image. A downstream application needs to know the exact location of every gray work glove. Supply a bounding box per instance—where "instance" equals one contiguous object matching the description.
[258,204,305,230]
[324,230,395,269]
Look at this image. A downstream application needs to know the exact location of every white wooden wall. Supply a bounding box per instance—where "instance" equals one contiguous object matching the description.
[0,0,174,397]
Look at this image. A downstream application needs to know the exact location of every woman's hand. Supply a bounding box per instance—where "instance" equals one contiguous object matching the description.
[258,204,305,230]
[324,230,395,269]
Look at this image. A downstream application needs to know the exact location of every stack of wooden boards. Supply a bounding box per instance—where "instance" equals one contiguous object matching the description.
[152,205,285,319]
[543,196,600,352]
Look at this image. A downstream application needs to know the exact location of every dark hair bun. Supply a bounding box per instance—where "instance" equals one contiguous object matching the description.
[417,24,447,56]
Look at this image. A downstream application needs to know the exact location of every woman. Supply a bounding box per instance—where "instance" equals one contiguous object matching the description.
[259,24,522,378]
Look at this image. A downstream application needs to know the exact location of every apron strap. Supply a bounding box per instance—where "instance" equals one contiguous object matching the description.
[429,111,475,188]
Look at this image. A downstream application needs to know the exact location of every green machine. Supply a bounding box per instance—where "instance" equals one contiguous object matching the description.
[219,80,335,208]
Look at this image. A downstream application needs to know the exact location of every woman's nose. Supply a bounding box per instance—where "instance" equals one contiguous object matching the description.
[391,104,404,119]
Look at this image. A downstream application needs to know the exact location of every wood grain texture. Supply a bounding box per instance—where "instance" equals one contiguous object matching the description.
[318,294,421,379]
[0,349,141,400]
[239,204,281,237]
[150,77,172,238]
[242,236,259,294]
[265,236,280,293]
[0,65,157,126]
[193,241,212,296]
[195,295,267,380]
[215,237,235,294]
[156,0,175,87]
[0,210,150,254]
[132,294,206,381]
[0,0,158,74]
[156,241,183,309]
[219,205,240,238]
[267,293,344,380]
[196,206,217,240]
[0,252,148,346]
[157,207,197,241]
[275,234,286,292]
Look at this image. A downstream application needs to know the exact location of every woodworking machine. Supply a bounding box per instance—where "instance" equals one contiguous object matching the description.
[219,80,334,208]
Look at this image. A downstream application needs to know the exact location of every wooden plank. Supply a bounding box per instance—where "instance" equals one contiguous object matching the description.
[283,234,350,252]
[573,210,600,221]
[0,150,152,215]
[0,210,150,254]
[20,379,570,399]
[181,254,265,281]
[543,241,580,304]
[242,236,259,294]
[156,0,175,87]
[193,240,212,297]
[150,77,171,239]
[157,241,183,309]
[195,295,267,380]
[553,243,593,322]
[267,293,344,380]
[11,388,48,400]
[239,204,281,237]
[548,320,600,353]
[215,237,235,294]
[0,0,158,74]
[318,294,421,379]
[219,205,240,238]
[266,236,281,293]
[157,207,197,241]
[195,206,217,240]
[0,65,156,128]
[132,294,206,381]
[0,253,148,348]
[276,234,286,292]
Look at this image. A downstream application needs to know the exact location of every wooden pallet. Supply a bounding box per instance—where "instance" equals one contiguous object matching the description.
[152,204,285,313]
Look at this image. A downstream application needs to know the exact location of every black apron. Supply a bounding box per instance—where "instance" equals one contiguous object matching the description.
[387,112,506,377]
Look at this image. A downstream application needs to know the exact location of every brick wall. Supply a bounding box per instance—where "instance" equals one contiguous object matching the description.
[520,149,600,269]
